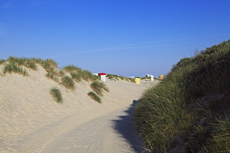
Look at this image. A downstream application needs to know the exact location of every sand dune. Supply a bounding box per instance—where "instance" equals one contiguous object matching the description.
[0,64,158,153]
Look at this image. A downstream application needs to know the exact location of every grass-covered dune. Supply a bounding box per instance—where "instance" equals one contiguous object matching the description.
[134,40,230,152]
[0,56,109,103]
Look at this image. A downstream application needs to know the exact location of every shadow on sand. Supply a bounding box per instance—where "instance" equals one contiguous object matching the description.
[111,100,150,153]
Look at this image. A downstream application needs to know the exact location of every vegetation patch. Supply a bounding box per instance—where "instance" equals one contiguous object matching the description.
[90,81,109,96]
[3,62,28,76]
[128,78,136,83]
[134,39,230,152]
[59,70,65,76]
[108,74,135,83]
[0,59,6,65]
[119,75,125,80]
[45,72,59,82]
[50,87,63,103]
[61,76,75,90]
[87,91,101,103]
[70,69,98,82]
[7,56,37,70]
[107,74,119,81]
[64,65,81,73]
[71,71,82,82]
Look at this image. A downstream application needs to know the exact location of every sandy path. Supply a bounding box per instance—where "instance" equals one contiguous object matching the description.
[42,101,147,153]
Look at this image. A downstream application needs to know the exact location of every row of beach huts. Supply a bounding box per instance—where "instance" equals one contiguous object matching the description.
[93,73,163,84]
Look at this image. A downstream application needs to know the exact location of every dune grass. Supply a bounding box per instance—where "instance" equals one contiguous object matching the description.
[0,59,6,65]
[87,91,101,103]
[3,62,28,76]
[119,75,125,80]
[59,70,65,76]
[70,69,98,82]
[134,39,230,152]
[90,81,109,96]
[108,74,135,83]
[45,72,59,82]
[63,65,81,73]
[107,74,119,81]
[7,56,37,70]
[128,78,136,83]
[61,76,75,90]
[50,87,63,103]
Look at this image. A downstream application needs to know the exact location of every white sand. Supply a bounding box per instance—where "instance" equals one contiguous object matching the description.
[0,64,158,153]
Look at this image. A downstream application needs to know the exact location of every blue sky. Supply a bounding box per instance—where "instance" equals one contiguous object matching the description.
[0,0,230,77]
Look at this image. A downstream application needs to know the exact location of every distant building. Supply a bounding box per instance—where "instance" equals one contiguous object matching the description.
[98,73,106,82]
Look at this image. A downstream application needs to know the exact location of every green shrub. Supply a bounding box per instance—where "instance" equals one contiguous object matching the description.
[50,87,63,103]
[3,62,28,76]
[134,39,230,152]
[87,91,101,103]
[61,76,75,90]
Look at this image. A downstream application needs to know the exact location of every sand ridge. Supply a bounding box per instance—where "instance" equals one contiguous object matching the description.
[0,64,158,153]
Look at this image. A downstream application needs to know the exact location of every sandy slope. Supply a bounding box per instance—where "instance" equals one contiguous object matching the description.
[0,64,158,153]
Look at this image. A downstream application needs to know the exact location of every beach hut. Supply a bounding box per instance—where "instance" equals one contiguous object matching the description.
[135,77,140,84]
[98,73,106,82]
[150,75,154,81]
[159,75,164,80]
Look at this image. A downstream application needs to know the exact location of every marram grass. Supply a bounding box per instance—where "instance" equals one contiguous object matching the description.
[50,87,63,103]
[87,91,101,103]
[3,62,28,76]
[134,39,230,152]
[61,75,75,90]
[90,81,109,96]
[45,72,59,82]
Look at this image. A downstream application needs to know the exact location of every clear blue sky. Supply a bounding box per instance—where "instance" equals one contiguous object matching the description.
[1,0,230,78]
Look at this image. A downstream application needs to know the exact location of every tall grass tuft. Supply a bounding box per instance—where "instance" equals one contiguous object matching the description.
[134,39,230,152]
[90,81,109,96]
[107,74,119,81]
[59,70,65,76]
[71,71,82,82]
[128,78,136,83]
[108,74,135,83]
[61,76,75,90]
[45,72,59,82]
[87,91,101,103]
[6,56,37,70]
[0,59,6,65]
[63,65,81,73]
[3,62,28,76]
[119,75,125,80]
[50,87,63,103]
